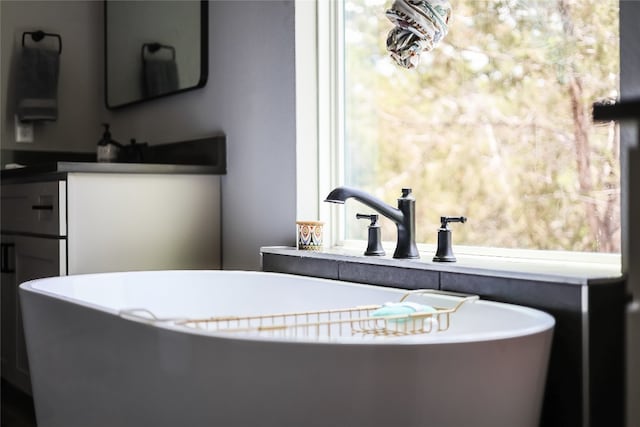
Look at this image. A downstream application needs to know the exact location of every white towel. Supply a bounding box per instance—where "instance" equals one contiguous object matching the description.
[386,0,452,69]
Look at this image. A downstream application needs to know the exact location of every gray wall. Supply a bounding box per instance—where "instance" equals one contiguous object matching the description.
[0,0,297,270]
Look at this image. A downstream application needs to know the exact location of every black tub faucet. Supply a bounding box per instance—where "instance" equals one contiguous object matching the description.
[324,187,420,259]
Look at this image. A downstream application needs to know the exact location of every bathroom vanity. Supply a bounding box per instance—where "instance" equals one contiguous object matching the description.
[1,162,223,394]
[261,246,625,427]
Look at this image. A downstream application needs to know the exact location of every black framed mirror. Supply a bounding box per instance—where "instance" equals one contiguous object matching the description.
[104,0,208,109]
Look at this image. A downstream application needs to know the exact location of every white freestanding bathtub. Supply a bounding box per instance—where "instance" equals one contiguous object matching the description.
[19,270,554,427]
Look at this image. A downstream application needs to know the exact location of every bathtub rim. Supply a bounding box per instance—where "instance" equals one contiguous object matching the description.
[19,270,555,345]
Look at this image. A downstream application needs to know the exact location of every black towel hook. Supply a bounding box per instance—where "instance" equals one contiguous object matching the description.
[141,42,175,61]
[22,30,62,55]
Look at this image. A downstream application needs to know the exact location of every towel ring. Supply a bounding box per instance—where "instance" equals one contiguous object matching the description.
[142,43,176,61]
[22,30,62,55]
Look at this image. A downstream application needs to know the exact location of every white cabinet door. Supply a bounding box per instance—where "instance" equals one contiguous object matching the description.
[67,173,221,273]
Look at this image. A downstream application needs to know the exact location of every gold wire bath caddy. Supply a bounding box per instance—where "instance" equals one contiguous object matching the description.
[175,290,478,339]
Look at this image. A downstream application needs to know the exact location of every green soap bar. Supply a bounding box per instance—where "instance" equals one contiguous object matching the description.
[371,302,436,318]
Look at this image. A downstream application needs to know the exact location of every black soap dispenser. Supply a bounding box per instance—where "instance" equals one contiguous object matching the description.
[433,216,467,262]
[356,213,385,256]
[96,123,121,163]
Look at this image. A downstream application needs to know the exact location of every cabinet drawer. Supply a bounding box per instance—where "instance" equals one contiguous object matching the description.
[1,181,66,236]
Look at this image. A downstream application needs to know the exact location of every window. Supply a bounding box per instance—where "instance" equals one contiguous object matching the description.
[338,0,620,254]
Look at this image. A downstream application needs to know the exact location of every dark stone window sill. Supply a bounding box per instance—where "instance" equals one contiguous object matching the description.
[260,246,622,287]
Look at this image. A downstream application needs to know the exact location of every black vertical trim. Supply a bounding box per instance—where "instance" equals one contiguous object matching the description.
[588,281,626,426]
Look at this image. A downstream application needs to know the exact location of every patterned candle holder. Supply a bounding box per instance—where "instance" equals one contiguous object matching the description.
[296,221,324,250]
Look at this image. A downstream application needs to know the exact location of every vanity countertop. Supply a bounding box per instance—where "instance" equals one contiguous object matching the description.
[1,135,227,183]
[1,161,222,183]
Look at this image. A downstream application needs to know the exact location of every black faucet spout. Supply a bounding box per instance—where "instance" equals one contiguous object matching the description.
[325,187,403,223]
[324,186,420,259]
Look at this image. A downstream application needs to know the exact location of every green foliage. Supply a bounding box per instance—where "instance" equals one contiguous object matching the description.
[344,0,620,252]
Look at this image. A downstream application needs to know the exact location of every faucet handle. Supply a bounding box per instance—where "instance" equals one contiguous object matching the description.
[356,213,385,256]
[356,213,379,226]
[433,216,467,262]
[439,216,467,229]
[400,188,416,200]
